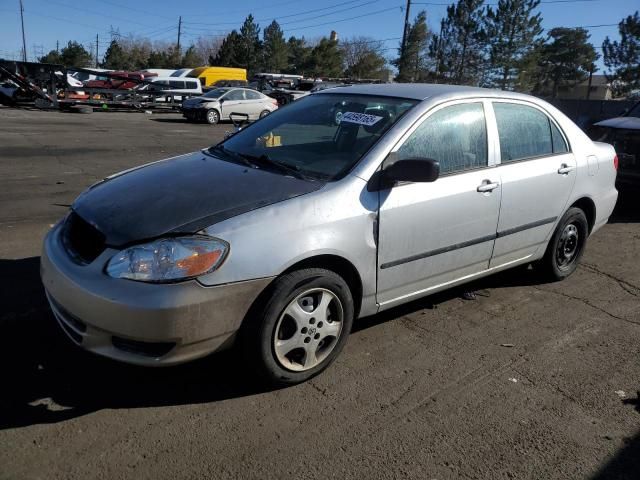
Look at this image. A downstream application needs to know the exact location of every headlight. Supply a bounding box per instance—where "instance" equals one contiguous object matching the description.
[106,236,228,282]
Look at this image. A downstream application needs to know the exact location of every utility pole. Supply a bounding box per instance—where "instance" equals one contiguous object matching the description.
[56,40,59,53]
[177,16,182,53]
[19,0,27,62]
[586,63,594,100]
[400,0,411,60]
[95,33,99,67]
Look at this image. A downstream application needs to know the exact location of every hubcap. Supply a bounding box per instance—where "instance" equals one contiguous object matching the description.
[556,223,580,269]
[273,288,344,372]
[208,111,217,122]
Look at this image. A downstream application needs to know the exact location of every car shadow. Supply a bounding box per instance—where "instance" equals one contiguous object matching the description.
[609,182,640,224]
[590,428,640,480]
[0,257,549,430]
[0,257,276,430]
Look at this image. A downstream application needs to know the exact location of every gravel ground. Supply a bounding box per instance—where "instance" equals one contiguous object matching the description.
[1,107,639,480]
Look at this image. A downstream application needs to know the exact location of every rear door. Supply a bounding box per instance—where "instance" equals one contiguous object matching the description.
[377,100,501,307]
[488,101,576,267]
[244,90,267,119]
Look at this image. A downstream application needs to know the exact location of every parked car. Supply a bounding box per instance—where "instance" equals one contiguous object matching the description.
[181,87,278,124]
[85,71,157,90]
[41,84,618,386]
[590,101,640,184]
[141,76,202,102]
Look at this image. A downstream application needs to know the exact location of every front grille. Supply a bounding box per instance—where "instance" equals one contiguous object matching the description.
[62,211,106,264]
[112,336,175,358]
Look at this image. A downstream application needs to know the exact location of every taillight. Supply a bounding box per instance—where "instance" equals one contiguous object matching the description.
[613,155,618,170]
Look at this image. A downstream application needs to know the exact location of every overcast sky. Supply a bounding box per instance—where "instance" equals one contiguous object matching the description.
[0,0,637,71]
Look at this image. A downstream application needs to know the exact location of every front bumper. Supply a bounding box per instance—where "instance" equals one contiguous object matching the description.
[41,224,273,366]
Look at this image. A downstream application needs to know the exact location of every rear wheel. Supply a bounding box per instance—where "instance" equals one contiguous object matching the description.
[205,109,219,124]
[540,207,588,281]
[259,109,270,119]
[242,268,354,386]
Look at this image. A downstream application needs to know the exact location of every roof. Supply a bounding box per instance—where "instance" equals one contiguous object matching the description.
[315,83,531,102]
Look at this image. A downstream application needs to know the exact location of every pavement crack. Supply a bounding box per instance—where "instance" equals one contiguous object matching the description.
[532,286,640,327]
[580,263,640,298]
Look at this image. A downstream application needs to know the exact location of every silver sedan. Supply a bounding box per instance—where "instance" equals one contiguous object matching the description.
[42,84,618,385]
[181,87,278,124]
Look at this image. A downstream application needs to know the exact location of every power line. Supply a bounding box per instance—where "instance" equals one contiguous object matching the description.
[183,0,378,27]
[42,0,166,29]
[284,5,404,32]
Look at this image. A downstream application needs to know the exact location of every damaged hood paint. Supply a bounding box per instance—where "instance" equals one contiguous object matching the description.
[72,150,324,246]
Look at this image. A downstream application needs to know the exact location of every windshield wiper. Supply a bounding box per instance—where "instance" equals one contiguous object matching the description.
[239,153,312,181]
[207,145,254,168]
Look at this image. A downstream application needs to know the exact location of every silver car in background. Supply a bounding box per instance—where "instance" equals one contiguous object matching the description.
[181,87,278,124]
[41,84,618,386]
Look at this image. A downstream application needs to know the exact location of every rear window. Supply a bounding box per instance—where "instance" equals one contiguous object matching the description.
[494,102,569,162]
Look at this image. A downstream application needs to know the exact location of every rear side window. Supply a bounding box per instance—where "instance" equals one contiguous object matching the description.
[550,121,569,153]
[169,80,185,88]
[185,81,198,89]
[397,102,488,175]
[245,90,262,100]
[494,103,568,162]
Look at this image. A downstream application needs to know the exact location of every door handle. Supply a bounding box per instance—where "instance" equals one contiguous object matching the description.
[557,163,575,174]
[477,180,500,193]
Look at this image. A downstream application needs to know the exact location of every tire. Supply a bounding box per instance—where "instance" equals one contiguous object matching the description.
[540,207,589,281]
[205,109,219,124]
[259,109,270,119]
[72,105,93,114]
[241,268,354,386]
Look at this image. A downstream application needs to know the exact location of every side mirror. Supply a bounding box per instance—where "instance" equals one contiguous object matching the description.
[384,157,440,184]
[219,98,225,103]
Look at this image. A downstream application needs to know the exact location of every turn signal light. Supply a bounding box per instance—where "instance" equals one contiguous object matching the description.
[613,155,618,170]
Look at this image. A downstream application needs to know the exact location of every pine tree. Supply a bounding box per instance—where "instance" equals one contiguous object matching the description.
[237,14,262,75]
[483,0,543,90]
[181,45,203,68]
[58,41,93,68]
[309,37,343,77]
[534,28,598,98]
[263,20,288,73]
[39,50,62,65]
[287,36,311,75]
[102,40,127,70]
[394,11,432,82]
[429,0,486,85]
[213,30,242,67]
[603,11,640,98]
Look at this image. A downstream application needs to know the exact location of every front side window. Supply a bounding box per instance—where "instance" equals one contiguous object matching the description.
[397,102,488,175]
[494,102,568,162]
[215,94,418,180]
[169,80,185,89]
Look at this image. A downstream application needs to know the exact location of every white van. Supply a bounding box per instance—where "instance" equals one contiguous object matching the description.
[144,76,203,101]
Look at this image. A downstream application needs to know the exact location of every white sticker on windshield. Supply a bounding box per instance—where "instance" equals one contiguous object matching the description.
[339,111,383,126]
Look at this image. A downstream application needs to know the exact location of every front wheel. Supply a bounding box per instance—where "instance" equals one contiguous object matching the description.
[540,207,588,281]
[205,109,219,124]
[242,268,354,386]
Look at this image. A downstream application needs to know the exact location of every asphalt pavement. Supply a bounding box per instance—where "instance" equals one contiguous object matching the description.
[1,107,639,480]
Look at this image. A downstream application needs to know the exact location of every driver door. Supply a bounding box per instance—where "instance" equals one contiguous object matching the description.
[219,89,249,120]
[377,100,501,307]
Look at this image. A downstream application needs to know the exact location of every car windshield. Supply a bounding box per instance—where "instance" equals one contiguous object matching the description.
[213,93,418,181]
[626,101,640,118]
[203,88,228,99]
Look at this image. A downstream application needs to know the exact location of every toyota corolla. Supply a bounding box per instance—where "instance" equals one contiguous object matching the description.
[41,84,618,385]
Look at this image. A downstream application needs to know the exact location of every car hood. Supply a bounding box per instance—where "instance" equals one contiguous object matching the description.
[72,150,324,247]
[594,116,640,130]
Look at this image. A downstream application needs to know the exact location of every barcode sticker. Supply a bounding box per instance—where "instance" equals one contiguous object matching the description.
[339,111,383,126]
